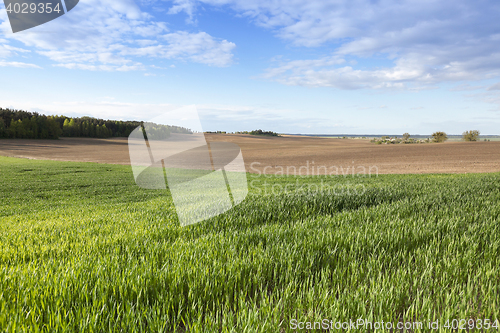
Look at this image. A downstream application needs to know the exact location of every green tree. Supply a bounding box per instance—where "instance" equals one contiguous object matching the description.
[462,130,480,141]
[8,119,21,138]
[249,129,278,136]
[432,131,448,143]
[81,121,89,137]
[0,118,5,138]
[21,118,33,138]
[30,116,39,139]
[36,117,49,139]
[403,133,410,141]
[17,119,26,138]
[101,124,111,138]
[0,107,152,139]
[47,117,62,139]
[68,118,76,137]
[63,119,71,136]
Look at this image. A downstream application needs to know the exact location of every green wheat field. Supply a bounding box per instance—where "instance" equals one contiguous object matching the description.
[1,155,499,332]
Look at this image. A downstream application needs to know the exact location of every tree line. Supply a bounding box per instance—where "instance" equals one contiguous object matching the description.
[0,108,191,139]
[236,129,279,136]
[405,131,482,143]
[431,130,482,142]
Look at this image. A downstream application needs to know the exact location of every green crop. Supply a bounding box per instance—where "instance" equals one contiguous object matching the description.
[0,156,499,332]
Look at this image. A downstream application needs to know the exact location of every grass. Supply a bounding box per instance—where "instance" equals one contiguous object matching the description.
[1,155,500,332]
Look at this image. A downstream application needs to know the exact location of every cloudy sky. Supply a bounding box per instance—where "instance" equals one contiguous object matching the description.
[1,0,500,134]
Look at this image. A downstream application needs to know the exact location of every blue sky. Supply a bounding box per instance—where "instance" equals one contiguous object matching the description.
[1,0,500,134]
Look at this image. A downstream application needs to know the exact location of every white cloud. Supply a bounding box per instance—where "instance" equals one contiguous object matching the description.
[0,60,41,68]
[0,0,235,69]
[262,48,500,89]
[3,0,499,88]
[54,63,143,71]
[187,0,500,89]
[262,57,414,89]
[167,0,198,24]
[466,90,500,111]
[162,32,235,66]
[0,99,180,120]
[117,31,235,66]
[487,82,500,91]
[0,39,31,58]
[0,98,340,133]
[451,84,486,92]
[197,104,342,132]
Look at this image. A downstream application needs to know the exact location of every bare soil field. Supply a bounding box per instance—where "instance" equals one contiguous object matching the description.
[1,135,499,175]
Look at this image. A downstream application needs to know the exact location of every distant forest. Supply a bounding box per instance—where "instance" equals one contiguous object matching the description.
[0,108,191,139]
[236,129,279,137]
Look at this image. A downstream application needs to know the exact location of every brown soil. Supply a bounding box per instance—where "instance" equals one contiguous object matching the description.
[1,135,499,175]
